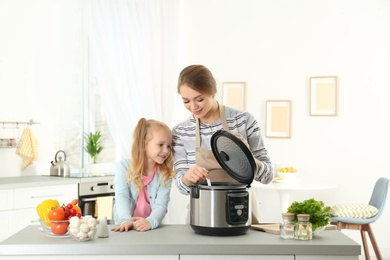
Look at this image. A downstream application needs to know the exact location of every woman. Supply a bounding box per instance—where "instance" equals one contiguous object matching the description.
[172,64,273,223]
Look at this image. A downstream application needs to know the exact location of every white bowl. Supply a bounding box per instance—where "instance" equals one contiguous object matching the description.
[68,217,99,242]
[277,171,298,180]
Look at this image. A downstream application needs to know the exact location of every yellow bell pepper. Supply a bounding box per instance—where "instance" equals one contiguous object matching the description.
[36,199,60,226]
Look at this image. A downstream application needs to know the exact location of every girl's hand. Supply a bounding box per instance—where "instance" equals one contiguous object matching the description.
[132,217,151,231]
[183,165,210,186]
[231,132,249,148]
[111,221,133,232]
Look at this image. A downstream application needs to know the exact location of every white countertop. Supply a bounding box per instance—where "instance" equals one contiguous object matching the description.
[0,224,360,256]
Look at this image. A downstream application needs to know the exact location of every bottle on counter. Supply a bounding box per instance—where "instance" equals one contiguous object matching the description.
[294,214,312,240]
[280,212,295,239]
[97,216,109,238]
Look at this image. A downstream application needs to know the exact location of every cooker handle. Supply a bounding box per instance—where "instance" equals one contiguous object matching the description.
[190,185,199,199]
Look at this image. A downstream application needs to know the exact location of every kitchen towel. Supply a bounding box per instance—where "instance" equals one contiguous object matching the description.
[95,196,114,220]
[16,127,39,170]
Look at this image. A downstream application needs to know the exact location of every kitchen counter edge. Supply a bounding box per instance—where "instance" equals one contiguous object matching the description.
[0,224,360,256]
[0,175,114,189]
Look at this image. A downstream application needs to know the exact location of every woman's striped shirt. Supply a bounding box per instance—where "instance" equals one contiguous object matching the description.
[172,106,273,195]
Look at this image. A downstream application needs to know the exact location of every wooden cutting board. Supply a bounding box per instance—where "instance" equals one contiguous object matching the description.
[251,223,280,235]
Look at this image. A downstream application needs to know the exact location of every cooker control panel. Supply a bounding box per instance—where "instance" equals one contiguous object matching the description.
[226,192,249,225]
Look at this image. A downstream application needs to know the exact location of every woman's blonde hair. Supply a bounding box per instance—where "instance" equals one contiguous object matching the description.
[126,118,174,191]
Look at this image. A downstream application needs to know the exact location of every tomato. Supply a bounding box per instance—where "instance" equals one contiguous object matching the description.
[69,208,76,216]
[51,221,69,235]
[48,207,65,221]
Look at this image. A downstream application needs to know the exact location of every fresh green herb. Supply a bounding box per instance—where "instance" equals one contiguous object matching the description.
[287,198,332,231]
[84,131,103,164]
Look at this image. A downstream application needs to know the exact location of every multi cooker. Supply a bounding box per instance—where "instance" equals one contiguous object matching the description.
[190,130,257,236]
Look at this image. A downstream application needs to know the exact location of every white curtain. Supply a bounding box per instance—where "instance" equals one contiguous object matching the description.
[85,0,180,159]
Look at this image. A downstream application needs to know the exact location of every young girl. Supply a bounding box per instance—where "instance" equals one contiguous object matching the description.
[112,118,174,232]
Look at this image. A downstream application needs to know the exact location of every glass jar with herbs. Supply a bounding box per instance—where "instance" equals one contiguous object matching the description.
[295,214,312,240]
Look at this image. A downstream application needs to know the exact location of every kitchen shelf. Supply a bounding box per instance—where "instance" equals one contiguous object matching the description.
[1,119,39,128]
[0,145,20,149]
[0,139,19,149]
[0,119,39,149]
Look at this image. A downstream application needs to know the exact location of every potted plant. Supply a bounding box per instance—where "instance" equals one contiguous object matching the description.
[287,198,332,232]
[84,131,103,164]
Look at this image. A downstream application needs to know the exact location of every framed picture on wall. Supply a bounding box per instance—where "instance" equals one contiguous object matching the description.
[222,82,246,110]
[265,100,292,138]
[310,76,338,116]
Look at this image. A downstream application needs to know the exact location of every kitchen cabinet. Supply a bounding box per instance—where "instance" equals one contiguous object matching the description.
[0,184,77,242]
[13,185,76,209]
[0,189,14,242]
[0,211,12,242]
[182,256,355,260]
[182,256,292,260]
[0,189,13,210]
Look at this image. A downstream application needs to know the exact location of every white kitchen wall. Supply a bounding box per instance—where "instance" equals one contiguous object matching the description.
[168,0,390,258]
[0,0,389,258]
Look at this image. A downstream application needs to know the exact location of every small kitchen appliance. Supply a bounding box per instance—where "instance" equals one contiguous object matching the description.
[50,150,71,177]
[190,130,257,236]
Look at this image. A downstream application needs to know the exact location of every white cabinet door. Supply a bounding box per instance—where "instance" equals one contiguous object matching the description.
[181,256,293,260]
[296,256,358,260]
[0,256,178,260]
[0,189,13,210]
[0,210,13,242]
[0,189,15,242]
[14,184,77,209]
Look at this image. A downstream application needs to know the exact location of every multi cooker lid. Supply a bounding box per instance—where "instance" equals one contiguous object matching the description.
[210,130,256,185]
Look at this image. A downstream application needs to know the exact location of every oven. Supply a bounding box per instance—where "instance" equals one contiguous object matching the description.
[78,179,115,224]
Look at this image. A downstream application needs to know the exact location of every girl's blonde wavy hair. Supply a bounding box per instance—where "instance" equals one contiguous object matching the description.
[126,118,174,192]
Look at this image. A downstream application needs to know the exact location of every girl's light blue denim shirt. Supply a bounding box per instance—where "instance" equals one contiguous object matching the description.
[113,159,172,229]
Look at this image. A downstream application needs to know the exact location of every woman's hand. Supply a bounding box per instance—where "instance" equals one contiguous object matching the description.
[183,165,210,186]
[231,132,262,173]
[111,221,133,232]
[132,217,151,231]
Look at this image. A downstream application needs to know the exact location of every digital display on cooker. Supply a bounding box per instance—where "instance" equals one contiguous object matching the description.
[225,192,249,225]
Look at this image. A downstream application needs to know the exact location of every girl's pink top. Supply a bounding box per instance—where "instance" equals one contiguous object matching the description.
[132,170,156,218]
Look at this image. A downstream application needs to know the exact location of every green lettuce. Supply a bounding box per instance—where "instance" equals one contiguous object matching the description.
[287,198,332,231]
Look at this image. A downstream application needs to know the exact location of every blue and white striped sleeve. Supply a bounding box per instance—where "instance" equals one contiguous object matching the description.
[172,126,191,195]
[245,113,274,184]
